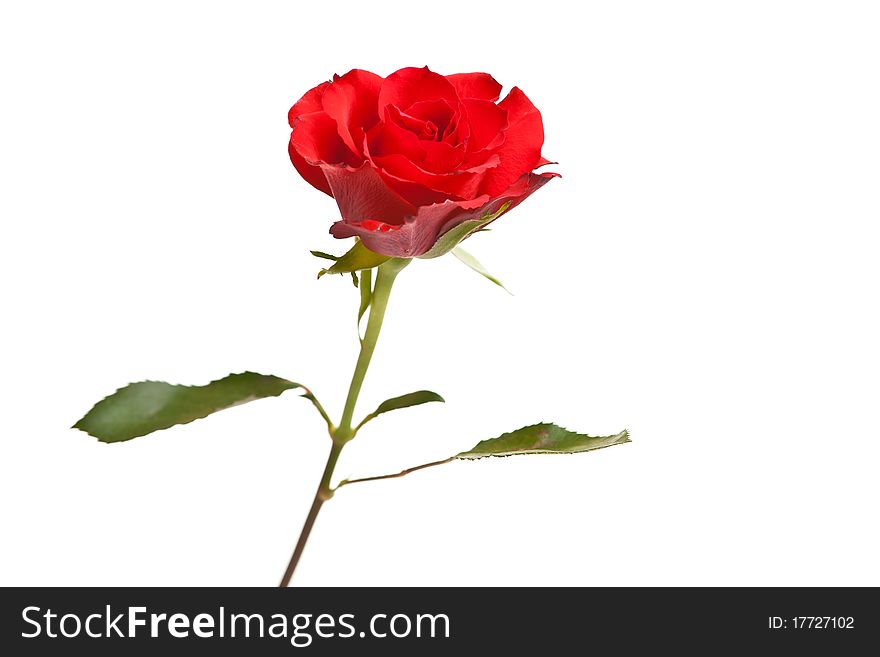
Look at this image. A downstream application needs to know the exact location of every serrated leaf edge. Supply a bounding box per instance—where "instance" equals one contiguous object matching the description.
[455,424,631,460]
[72,372,324,442]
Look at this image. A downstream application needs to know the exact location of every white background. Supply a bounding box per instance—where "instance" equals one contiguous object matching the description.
[1,1,878,587]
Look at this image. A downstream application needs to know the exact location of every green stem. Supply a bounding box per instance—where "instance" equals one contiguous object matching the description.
[336,258,409,441]
[279,257,410,587]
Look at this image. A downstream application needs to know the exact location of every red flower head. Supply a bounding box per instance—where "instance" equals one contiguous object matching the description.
[288,66,558,258]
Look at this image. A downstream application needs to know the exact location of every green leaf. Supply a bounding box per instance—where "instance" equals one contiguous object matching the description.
[418,202,511,259]
[357,390,445,429]
[318,240,389,278]
[456,423,630,459]
[452,246,510,293]
[336,422,630,489]
[73,372,304,443]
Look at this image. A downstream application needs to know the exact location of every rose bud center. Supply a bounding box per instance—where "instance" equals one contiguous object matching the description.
[419,121,438,141]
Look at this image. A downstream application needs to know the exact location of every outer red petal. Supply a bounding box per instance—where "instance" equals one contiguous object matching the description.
[288,81,330,127]
[288,81,332,195]
[330,170,559,258]
[290,111,358,167]
[378,66,459,114]
[320,69,382,156]
[289,137,332,195]
[320,162,417,227]
[445,72,503,101]
[479,87,546,197]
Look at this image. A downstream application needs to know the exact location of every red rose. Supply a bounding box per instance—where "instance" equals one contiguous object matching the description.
[288,66,558,258]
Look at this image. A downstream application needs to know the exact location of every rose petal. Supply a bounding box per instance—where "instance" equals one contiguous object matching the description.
[320,69,382,156]
[288,81,330,127]
[478,87,546,197]
[386,104,434,138]
[288,81,332,195]
[405,98,455,136]
[372,160,457,206]
[446,72,503,102]
[441,102,469,146]
[372,151,498,201]
[289,138,331,195]
[361,133,449,206]
[433,170,559,239]
[462,99,509,152]
[374,106,467,173]
[290,111,358,168]
[330,170,558,258]
[378,66,460,115]
[368,106,431,168]
[418,139,467,174]
[330,198,476,258]
[320,162,417,227]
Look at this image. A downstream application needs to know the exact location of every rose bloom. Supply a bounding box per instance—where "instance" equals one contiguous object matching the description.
[288,66,558,258]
